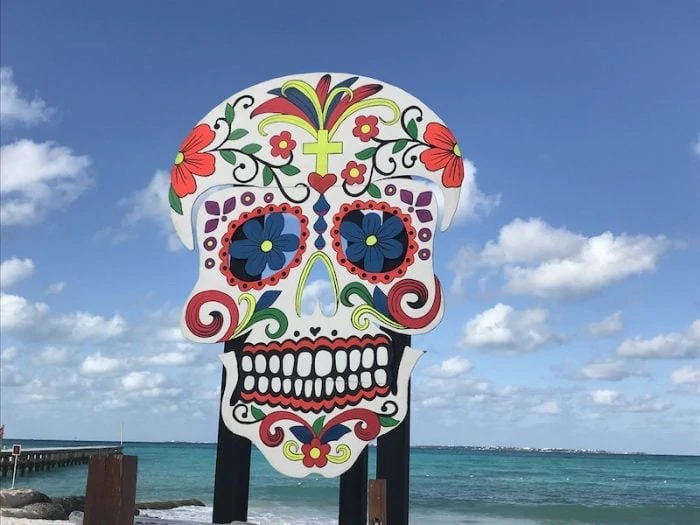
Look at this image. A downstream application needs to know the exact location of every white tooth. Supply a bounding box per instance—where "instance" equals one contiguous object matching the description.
[374,369,387,387]
[335,377,346,393]
[255,354,266,374]
[294,379,303,396]
[269,354,280,374]
[349,349,361,372]
[325,377,334,396]
[241,355,253,372]
[376,347,389,366]
[258,377,269,393]
[283,378,292,394]
[335,351,347,373]
[361,371,372,388]
[314,378,323,397]
[362,348,374,369]
[243,376,255,391]
[271,377,281,393]
[304,379,313,398]
[283,353,295,376]
[347,374,359,391]
[315,350,332,376]
[297,352,312,377]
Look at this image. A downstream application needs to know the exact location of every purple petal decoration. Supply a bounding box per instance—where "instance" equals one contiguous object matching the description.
[223,197,236,214]
[415,191,432,207]
[204,219,219,233]
[416,209,433,223]
[205,201,220,215]
[400,189,413,205]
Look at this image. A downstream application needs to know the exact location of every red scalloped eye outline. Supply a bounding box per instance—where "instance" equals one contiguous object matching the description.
[218,203,309,291]
[330,200,417,284]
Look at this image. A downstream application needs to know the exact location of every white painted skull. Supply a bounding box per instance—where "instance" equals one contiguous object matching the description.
[169,73,463,478]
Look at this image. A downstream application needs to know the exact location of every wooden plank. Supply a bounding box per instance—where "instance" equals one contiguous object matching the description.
[84,454,138,525]
[338,446,368,525]
[368,479,387,525]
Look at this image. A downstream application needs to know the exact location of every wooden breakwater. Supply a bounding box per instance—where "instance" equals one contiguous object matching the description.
[0,445,123,478]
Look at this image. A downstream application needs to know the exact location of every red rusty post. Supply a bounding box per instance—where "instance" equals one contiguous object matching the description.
[84,454,138,525]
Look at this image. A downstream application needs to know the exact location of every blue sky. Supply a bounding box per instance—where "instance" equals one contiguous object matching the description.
[1,0,698,455]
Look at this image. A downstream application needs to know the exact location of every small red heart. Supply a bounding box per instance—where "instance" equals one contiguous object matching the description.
[307,172,337,194]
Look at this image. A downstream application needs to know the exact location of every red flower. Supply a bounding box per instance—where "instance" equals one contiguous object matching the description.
[269,131,296,159]
[352,115,379,142]
[340,161,367,185]
[301,438,331,468]
[171,124,217,198]
[419,122,464,188]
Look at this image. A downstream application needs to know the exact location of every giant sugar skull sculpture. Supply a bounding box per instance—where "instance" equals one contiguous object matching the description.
[170,73,463,478]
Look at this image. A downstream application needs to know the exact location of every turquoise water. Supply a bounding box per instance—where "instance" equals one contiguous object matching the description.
[2,439,699,524]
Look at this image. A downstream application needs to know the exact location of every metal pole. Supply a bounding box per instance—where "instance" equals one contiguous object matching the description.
[11,456,18,488]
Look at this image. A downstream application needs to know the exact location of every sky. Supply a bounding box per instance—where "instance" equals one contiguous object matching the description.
[0,0,698,455]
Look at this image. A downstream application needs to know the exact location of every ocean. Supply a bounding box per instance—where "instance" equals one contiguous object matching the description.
[1,439,698,525]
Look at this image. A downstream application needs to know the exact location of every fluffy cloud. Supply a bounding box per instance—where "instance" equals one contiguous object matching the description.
[452,160,500,224]
[589,389,621,406]
[0,139,92,226]
[32,347,74,366]
[458,303,562,353]
[425,356,473,378]
[45,281,66,295]
[0,257,35,289]
[0,67,54,126]
[578,359,645,381]
[616,319,699,359]
[588,389,669,412]
[531,400,561,414]
[0,346,18,362]
[449,218,671,298]
[121,371,165,391]
[670,366,700,394]
[692,134,700,157]
[587,311,623,338]
[81,353,125,375]
[300,279,336,316]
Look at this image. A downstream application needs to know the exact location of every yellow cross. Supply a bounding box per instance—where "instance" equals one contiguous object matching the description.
[303,129,343,175]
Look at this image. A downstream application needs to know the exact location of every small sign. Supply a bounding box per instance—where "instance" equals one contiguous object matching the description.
[12,444,21,456]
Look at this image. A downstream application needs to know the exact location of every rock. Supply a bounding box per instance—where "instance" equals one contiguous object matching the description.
[21,501,68,519]
[136,498,206,510]
[0,487,52,508]
[52,495,86,515]
[69,510,84,525]
[1,507,41,518]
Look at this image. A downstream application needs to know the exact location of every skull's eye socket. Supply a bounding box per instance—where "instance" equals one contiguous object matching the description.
[331,201,418,284]
[219,204,309,291]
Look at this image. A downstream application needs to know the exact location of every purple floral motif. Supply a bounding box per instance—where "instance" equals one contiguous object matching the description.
[384,184,397,196]
[203,197,236,233]
[418,228,432,242]
[203,236,217,251]
[398,190,433,223]
[204,258,216,269]
[242,192,255,206]
[418,248,431,260]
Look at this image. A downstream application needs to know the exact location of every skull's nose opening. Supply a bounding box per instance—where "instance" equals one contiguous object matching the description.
[297,253,339,317]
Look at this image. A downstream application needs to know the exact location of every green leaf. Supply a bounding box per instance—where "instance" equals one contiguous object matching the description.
[379,416,400,428]
[262,165,274,186]
[250,406,266,421]
[228,128,248,141]
[168,186,183,215]
[392,139,408,154]
[407,119,418,140]
[241,143,262,155]
[220,150,237,165]
[280,164,300,176]
[355,147,377,161]
[367,183,381,199]
[312,416,325,436]
[340,282,373,308]
[225,103,235,124]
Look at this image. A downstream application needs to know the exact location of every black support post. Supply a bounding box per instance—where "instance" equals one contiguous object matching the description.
[338,446,369,525]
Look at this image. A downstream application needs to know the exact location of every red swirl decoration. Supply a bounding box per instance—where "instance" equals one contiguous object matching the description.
[259,411,311,447]
[387,276,442,330]
[323,409,381,442]
[184,290,239,342]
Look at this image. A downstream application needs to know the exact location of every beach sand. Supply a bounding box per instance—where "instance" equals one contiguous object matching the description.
[0,520,70,525]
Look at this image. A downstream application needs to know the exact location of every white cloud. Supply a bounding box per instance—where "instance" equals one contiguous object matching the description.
[1,292,126,343]
[0,67,54,126]
[458,303,561,353]
[452,160,500,224]
[590,389,622,406]
[531,400,561,414]
[45,281,66,295]
[121,371,165,391]
[692,134,700,157]
[426,356,473,378]
[32,347,73,366]
[141,349,199,367]
[588,389,669,412]
[0,139,92,226]
[671,366,700,386]
[0,257,35,289]
[300,279,336,316]
[587,311,623,338]
[579,359,645,381]
[449,218,671,298]
[80,353,125,375]
[616,319,699,359]
[1,346,18,362]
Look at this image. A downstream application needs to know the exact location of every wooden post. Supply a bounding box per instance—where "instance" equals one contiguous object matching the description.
[338,447,368,525]
[83,454,137,525]
[368,479,387,525]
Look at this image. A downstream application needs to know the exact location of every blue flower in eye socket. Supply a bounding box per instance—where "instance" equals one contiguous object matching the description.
[229,213,300,276]
[339,213,404,273]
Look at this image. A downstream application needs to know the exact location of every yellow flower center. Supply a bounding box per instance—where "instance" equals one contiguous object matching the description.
[309,447,321,459]
[365,235,378,247]
[349,167,360,178]
[453,144,462,157]
[278,140,288,149]
[360,124,371,134]
[174,152,185,165]
[260,240,273,253]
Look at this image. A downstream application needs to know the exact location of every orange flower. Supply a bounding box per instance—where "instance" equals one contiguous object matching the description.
[171,124,216,197]
[419,122,464,188]
[270,130,296,159]
[341,161,367,185]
